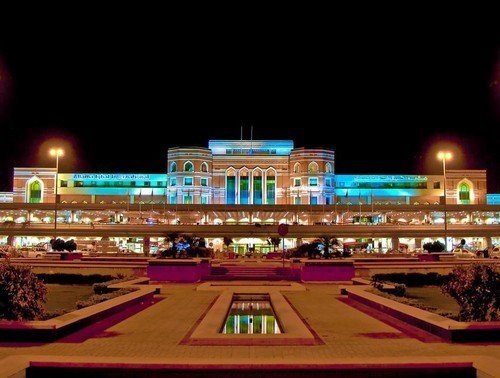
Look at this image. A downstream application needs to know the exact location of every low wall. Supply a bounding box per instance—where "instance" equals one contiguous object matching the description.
[0,278,157,341]
[10,258,148,277]
[148,259,209,282]
[344,285,500,343]
[353,260,498,279]
[300,259,355,282]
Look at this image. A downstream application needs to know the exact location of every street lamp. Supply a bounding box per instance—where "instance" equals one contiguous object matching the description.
[50,148,64,234]
[437,151,452,251]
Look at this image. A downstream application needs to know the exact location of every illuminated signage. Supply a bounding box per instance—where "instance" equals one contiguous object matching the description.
[72,174,151,180]
[353,176,428,182]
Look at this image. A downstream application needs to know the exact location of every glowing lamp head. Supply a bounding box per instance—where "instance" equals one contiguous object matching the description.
[49,148,64,157]
[437,151,452,161]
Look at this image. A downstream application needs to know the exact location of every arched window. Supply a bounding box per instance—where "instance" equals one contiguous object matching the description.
[170,162,177,173]
[201,162,208,172]
[29,181,42,203]
[325,162,333,173]
[226,169,237,204]
[308,161,319,173]
[293,163,301,173]
[459,183,470,201]
[184,161,194,172]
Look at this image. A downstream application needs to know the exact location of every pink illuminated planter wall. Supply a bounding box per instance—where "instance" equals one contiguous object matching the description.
[148,259,208,282]
[300,260,355,281]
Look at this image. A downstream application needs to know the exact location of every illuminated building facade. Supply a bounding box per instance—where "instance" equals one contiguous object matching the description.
[7,139,491,206]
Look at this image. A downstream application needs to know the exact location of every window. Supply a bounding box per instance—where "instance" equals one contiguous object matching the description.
[459,183,470,201]
[325,162,333,173]
[143,181,150,187]
[240,175,249,204]
[201,178,208,186]
[293,163,301,173]
[326,196,331,205]
[156,181,163,187]
[308,162,319,173]
[75,181,84,187]
[434,182,441,189]
[184,177,193,186]
[266,174,275,204]
[294,178,301,187]
[170,178,177,186]
[183,194,193,204]
[201,162,208,172]
[131,181,136,186]
[226,176,236,204]
[29,181,42,203]
[170,162,177,172]
[169,194,177,204]
[310,196,318,205]
[294,196,301,205]
[201,195,209,204]
[60,180,68,187]
[253,174,263,204]
[184,161,194,172]
[309,177,318,186]
[325,178,332,187]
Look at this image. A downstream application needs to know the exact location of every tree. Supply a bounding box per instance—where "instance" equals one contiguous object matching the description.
[0,262,47,320]
[267,237,281,252]
[423,240,445,253]
[65,239,77,252]
[317,236,340,259]
[223,237,233,250]
[442,264,499,321]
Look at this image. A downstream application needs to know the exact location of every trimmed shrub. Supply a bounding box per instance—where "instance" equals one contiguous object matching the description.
[442,264,499,322]
[0,262,47,320]
[37,273,115,285]
[423,240,445,253]
[371,272,449,287]
[76,287,137,309]
[371,279,406,297]
[92,276,135,294]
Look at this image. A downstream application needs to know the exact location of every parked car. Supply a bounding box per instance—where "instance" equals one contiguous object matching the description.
[452,248,476,258]
[490,246,500,259]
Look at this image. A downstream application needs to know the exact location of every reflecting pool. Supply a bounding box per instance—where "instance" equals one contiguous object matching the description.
[221,295,282,334]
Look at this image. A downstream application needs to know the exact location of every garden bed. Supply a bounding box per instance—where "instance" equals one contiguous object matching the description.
[368,286,460,320]
[343,285,500,342]
[0,277,157,341]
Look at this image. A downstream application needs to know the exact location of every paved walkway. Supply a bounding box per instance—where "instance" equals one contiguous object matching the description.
[0,283,499,373]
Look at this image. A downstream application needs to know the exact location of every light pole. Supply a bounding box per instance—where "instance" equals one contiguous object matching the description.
[437,151,452,252]
[50,148,64,235]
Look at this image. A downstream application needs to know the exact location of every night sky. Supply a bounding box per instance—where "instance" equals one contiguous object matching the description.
[0,23,499,192]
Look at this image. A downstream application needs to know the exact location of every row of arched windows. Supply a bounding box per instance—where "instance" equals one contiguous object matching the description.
[293,162,333,174]
[170,161,209,173]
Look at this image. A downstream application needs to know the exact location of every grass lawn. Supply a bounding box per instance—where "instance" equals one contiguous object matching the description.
[45,284,94,312]
[405,286,460,317]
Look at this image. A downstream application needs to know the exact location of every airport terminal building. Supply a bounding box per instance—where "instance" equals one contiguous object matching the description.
[5,139,491,206]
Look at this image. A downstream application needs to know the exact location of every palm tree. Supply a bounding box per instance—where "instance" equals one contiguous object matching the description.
[267,237,282,252]
[223,236,233,251]
[318,236,340,259]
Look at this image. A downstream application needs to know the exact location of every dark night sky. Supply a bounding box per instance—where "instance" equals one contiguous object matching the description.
[0,20,499,192]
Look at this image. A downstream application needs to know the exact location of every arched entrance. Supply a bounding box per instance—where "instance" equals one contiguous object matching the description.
[459,183,471,204]
[28,180,42,203]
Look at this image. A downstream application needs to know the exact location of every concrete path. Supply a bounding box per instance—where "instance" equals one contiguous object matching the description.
[0,283,498,375]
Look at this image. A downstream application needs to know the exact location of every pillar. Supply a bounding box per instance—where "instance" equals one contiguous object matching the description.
[414,238,422,249]
[143,236,150,257]
[486,236,493,249]
[391,236,400,252]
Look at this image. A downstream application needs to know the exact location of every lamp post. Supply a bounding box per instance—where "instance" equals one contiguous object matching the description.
[437,151,452,252]
[50,148,64,235]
